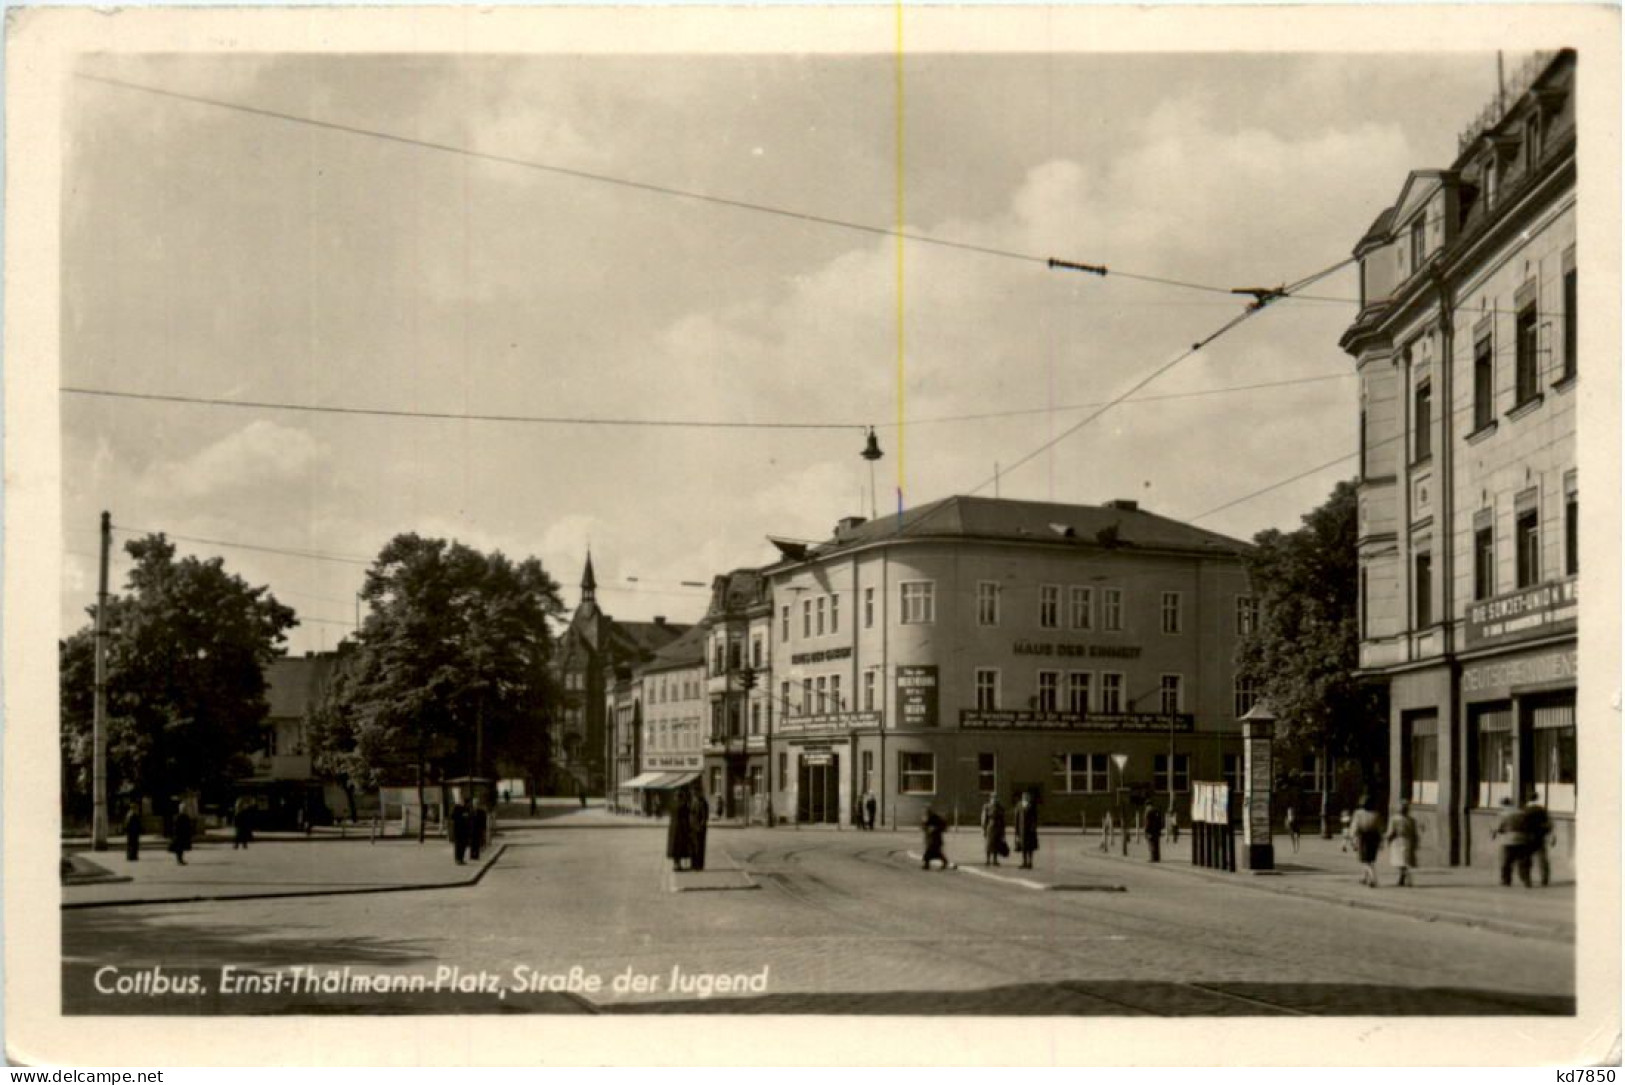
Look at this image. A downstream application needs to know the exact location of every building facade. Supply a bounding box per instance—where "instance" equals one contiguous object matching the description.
[1341,50,1577,875]
[240,651,342,828]
[761,497,1253,829]
[617,624,706,814]
[700,569,774,821]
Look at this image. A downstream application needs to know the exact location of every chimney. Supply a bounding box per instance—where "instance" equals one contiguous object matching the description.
[835,516,868,538]
[654,615,666,626]
[1105,499,1139,512]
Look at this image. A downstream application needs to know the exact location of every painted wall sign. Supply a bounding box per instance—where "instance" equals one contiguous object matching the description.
[896,665,939,728]
[777,711,881,735]
[1465,577,1577,648]
[959,711,1194,733]
[789,646,854,666]
[1012,641,1143,659]
[643,753,703,770]
[1461,647,1578,695]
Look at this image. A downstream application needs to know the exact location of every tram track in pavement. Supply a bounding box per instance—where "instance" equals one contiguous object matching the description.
[721,837,1560,1016]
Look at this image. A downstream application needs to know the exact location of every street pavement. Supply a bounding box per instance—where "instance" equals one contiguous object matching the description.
[61,806,1575,1016]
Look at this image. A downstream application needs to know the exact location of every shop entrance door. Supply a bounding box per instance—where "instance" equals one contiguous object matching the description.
[797,754,840,824]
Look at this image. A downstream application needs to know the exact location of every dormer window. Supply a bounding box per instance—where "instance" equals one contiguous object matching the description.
[1525,115,1542,168]
[1483,156,1497,210]
[1410,216,1427,272]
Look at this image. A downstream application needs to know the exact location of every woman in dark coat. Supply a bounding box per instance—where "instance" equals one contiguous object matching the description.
[449,801,471,865]
[981,795,1007,866]
[688,788,710,872]
[920,807,949,870]
[169,807,194,865]
[666,788,694,871]
[124,805,142,861]
[1014,790,1040,869]
[232,797,254,850]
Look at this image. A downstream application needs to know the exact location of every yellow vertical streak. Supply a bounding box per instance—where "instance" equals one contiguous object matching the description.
[894,0,906,517]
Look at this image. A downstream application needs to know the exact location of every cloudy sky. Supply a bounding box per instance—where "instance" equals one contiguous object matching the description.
[60,46,1506,653]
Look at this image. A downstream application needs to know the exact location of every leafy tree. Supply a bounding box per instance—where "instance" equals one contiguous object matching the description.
[1235,479,1388,819]
[60,535,297,818]
[310,534,562,837]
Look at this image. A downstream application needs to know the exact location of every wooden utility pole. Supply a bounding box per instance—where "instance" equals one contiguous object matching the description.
[91,511,111,851]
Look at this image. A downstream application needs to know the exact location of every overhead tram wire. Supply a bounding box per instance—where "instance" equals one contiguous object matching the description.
[77,70,1360,308]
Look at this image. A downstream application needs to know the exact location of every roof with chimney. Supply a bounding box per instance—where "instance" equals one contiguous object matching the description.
[768,495,1251,566]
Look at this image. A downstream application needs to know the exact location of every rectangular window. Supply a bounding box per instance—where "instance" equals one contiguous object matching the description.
[861,750,874,796]
[728,700,742,739]
[1070,586,1093,631]
[1474,526,1495,601]
[1413,379,1432,462]
[1410,216,1426,271]
[1100,673,1124,714]
[975,668,999,712]
[1235,595,1259,636]
[1515,301,1540,405]
[1563,266,1577,379]
[1234,676,1261,719]
[864,587,874,629]
[1473,335,1495,431]
[899,752,936,794]
[1222,753,1243,796]
[1407,713,1439,805]
[729,638,743,670]
[780,681,790,718]
[1153,754,1191,794]
[1160,591,1182,634]
[1037,671,1060,713]
[801,678,813,716]
[977,752,997,794]
[815,676,827,714]
[816,597,826,636]
[1039,585,1061,629]
[750,702,762,735]
[1516,507,1540,587]
[1565,476,1578,576]
[830,594,840,635]
[900,581,935,624]
[976,581,1000,626]
[1531,700,1577,814]
[1159,674,1183,715]
[1469,706,1512,808]
[1102,588,1124,632]
[751,637,763,669]
[781,605,789,641]
[1054,753,1109,793]
[864,670,876,712]
[1067,672,1090,715]
[803,600,812,638]
[1359,568,1369,640]
[1414,550,1432,628]
[830,674,842,712]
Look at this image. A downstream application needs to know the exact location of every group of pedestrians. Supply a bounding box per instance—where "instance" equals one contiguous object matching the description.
[121,803,197,865]
[448,798,491,865]
[665,785,711,872]
[1491,794,1555,888]
[853,791,878,830]
[973,791,1039,869]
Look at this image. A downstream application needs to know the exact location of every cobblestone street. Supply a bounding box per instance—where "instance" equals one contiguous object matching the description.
[62,808,1574,1016]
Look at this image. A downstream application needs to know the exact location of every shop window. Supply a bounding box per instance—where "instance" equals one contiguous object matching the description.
[1473,335,1495,431]
[1160,591,1183,634]
[1468,704,1512,808]
[900,581,935,624]
[1037,670,1060,712]
[899,752,936,794]
[1530,700,1576,814]
[1153,753,1191,793]
[1102,588,1124,632]
[1053,753,1108,793]
[1100,673,1124,714]
[974,668,999,712]
[1515,300,1540,405]
[1159,674,1183,715]
[977,582,1000,627]
[1403,712,1438,804]
[1039,585,1061,629]
[1067,672,1090,715]
[977,753,997,794]
[749,766,764,796]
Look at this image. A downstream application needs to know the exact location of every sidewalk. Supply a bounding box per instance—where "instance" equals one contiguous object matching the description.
[62,836,505,909]
[945,826,1575,943]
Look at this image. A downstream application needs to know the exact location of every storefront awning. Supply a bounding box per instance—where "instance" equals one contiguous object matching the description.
[645,772,700,790]
[619,772,666,790]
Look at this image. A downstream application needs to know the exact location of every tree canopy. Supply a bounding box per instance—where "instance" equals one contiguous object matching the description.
[308,534,563,806]
[60,535,297,815]
[1234,479,1388,794]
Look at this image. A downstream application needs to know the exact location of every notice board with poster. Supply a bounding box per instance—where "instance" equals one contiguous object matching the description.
[1242,718,1274,870]
[895,665,938,728]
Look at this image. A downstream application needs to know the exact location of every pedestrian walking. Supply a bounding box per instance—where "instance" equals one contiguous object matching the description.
[1339,808,1354,853]
[1143,801,1165,862]
[1167,802,1180,845]
[123,804,142,861]
[920,806,950,870]
[469,798,488,862]
[169,806,194,866]
[1351,794,1384,887]
[864,791,878,831]
[449,800,471,865]
[1491,796,1531,887]
[1522,794,1552,887]
[1014,790,1040,869]
[1386,800,1419,887]
[1099,808,1115,852]
[578,783,588,810]
[667,788,695,872]
[1285,805,1301,854]
[980,794,1008,866]
[689,787,710,871]
[232,796,254,850]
